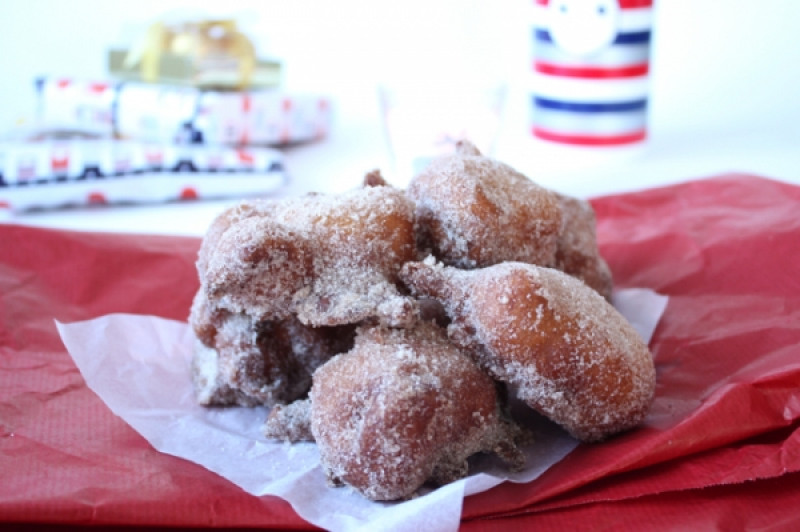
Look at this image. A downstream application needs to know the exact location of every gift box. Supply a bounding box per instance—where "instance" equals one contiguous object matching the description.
[34,78,118,136]
[2,174,800,530]
[0,137,286,211]
[35,77,331,146]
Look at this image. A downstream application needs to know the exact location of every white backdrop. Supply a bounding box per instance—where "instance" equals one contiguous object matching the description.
[2,1,799,130]
[1,0,799,234]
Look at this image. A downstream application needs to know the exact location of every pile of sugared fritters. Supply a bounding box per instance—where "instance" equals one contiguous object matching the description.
[189,141,655,501]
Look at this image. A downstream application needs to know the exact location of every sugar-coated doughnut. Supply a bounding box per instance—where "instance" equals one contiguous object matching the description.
[553,193,613,300]
[309,323,526,500]
[400,258,655,442]
[198,184,420,328]
[407,140,562,269]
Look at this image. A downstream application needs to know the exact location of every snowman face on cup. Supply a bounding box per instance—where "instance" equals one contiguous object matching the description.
[549,0,620,57]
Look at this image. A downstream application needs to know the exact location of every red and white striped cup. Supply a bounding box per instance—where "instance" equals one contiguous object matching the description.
[531,0,653,146]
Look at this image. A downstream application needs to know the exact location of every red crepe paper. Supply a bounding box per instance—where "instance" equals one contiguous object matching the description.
[2,174,800,530]
[0,227,311,529]
[461,471,800,532]
[462,175,800,528]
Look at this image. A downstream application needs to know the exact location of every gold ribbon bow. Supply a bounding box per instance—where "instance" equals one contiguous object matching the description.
[123,19,256,89]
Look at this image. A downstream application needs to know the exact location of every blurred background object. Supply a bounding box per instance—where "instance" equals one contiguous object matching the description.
[529,0,652,147]
[1,0,799,232]
[0,7,329,211]
[109,17,281,89]
[379,80,507,181]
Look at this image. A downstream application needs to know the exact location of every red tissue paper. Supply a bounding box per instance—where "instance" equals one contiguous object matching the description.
[1,174,799,530]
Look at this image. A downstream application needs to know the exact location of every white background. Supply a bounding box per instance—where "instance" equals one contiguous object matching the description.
[1,0,799,236]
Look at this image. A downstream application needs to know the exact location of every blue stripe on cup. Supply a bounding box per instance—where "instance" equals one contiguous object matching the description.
[614,30,651,45]
[533,96,648,113]
[534,28,651,46]
[531,95,649,144]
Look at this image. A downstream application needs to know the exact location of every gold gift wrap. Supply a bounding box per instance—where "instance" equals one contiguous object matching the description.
[109,19,282,90]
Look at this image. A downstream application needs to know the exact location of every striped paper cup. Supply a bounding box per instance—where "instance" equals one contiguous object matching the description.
[531,0,653,146]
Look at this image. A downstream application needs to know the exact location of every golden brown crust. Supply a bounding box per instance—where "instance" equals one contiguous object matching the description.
[407,141,563,269]
[363,168,389,188]
[309,323,525,501]
[399,259,655,442]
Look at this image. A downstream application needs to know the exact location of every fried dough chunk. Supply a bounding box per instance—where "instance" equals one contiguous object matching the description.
[189,288,228,348]
[399,258,655,442]
[406,140,562,269]
[198,185,419,327]
[263,398,314,442]
[554,193,613,300]
[191,312,355,408]
[309,323,526,501]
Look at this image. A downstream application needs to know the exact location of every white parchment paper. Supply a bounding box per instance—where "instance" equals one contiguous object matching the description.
[56,288,667,532]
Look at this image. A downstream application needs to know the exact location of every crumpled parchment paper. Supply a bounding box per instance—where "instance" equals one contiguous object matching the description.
[56,288,667,532]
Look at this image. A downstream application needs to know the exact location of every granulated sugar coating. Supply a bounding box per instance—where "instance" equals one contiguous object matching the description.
[189,288,226,348]
[190,311,355,408]
[187,184,419,408]
[205,216,313,322]
[407,140,563,269]
[309,323,526,501]
[264,398,314,442]
[192,339,262,407]
[399,259,656,442]
[199,185,419,327]
[195,200,265,276]
[553,193,614,301]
